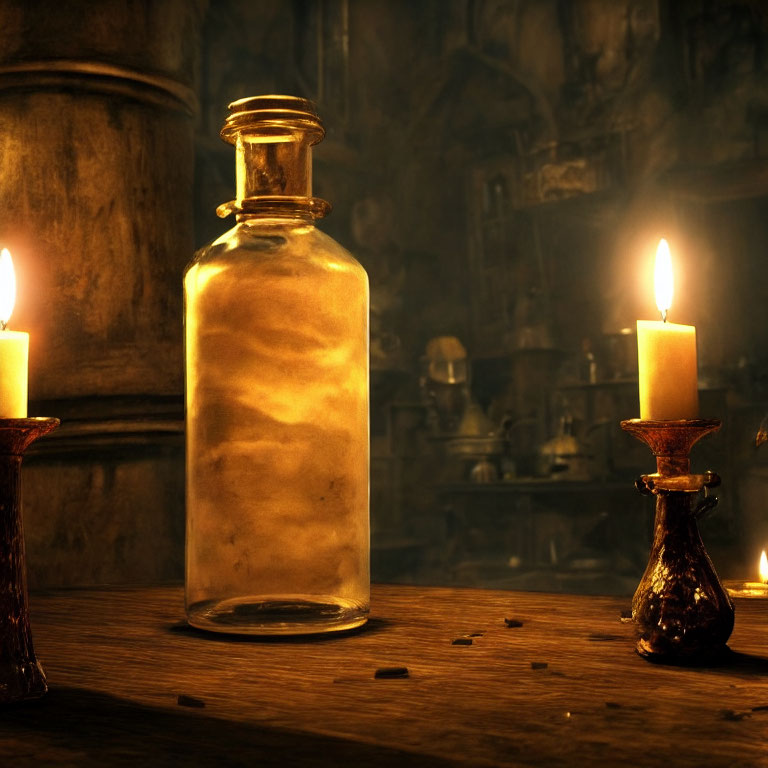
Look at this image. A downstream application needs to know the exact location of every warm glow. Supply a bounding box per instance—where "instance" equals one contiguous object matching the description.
[0,249,16,328]
[760,550,768,583]
[654,238,673,320]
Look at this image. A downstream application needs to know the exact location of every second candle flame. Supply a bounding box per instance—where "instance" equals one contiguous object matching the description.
[760,550,768,584]
[654,238,673,322]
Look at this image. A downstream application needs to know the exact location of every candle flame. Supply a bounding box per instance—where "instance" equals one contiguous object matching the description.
[654,238,673,322]
[0,249,16,329]
[760,550,768,583]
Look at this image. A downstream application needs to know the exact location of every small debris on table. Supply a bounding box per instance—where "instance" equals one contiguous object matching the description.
[452,637,473,645]
[467,632,484,637]
[751,704,768,712]
[177,694,206,708]
[619,609,633,623]
[531,662,548,670]
[374,666,410,679]
[504,618,523,628]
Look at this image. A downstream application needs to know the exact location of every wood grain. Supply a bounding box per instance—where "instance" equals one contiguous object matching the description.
[1,584,767,766]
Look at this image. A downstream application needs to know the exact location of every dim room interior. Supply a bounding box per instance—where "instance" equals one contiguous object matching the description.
[3,1,768,765]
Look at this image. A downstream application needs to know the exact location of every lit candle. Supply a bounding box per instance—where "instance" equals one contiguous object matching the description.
[724,550,768,598]
[0,249,28,418]
[636,239,698,420]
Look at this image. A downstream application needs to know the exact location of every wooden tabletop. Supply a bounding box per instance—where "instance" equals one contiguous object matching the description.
[3,584,768,767]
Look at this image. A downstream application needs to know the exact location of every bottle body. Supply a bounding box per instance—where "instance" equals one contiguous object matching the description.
[185,217,369,634]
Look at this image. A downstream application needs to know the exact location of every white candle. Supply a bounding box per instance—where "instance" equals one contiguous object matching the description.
[0,249,28,418]
[636,239,698,420]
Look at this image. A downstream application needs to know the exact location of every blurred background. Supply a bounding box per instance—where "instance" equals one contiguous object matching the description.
[2,0,768,594]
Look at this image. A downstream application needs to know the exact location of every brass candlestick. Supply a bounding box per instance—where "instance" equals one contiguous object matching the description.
[621,418,733,664]
[0,417,58,702]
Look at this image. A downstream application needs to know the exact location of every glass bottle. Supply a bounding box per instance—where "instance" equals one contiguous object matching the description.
[184,96,369,635]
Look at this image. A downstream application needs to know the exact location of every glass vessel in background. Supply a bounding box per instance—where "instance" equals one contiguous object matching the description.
[184,96,369,634]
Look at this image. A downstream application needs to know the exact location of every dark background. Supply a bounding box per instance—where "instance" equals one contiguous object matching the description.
[2,0,768,593]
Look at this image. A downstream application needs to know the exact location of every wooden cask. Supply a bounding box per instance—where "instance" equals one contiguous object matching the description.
[0,0,205,586]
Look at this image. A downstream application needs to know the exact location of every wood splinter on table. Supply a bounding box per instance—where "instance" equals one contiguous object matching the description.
[373,667,409,679]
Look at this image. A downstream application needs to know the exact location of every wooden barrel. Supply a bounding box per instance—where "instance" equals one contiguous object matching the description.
[0,0,205,587]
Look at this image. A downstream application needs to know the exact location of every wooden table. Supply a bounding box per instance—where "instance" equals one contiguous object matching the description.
[4,584,768,767]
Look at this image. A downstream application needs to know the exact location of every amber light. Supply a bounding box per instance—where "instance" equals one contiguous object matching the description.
[759,551,768,584]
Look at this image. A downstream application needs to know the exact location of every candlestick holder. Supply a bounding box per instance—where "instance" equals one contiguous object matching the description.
[621,418,733,664]
[0,417,58,702]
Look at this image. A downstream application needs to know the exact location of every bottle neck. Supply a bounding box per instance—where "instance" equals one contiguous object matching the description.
[217,133,330,222]
[235,135,312,200]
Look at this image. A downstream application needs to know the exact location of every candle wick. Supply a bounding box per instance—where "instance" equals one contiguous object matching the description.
[661,310,667,323]
[0,320,6,331]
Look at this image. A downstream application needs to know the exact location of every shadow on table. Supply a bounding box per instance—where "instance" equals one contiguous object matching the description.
[656,649,768,677]
[0,686,460,767]
[714,650,768,677]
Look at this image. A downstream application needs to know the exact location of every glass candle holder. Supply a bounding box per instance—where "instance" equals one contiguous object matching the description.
[621,418,733,664]
[0,417,58,702]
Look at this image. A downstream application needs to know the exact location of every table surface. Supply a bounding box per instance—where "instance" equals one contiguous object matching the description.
[4,584,768,767]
